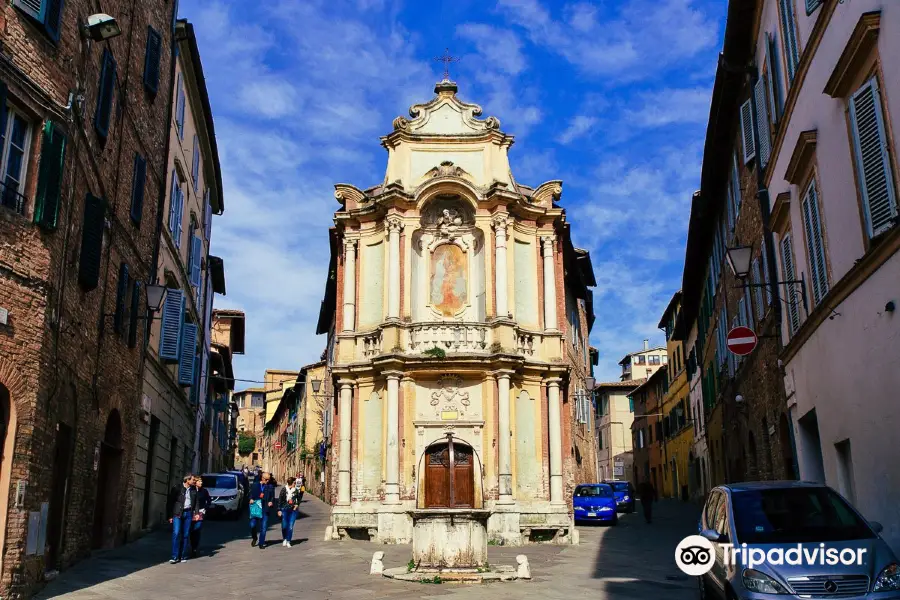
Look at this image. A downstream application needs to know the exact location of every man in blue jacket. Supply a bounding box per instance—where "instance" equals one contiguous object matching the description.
[249,472,275,548]
[167,474,197,563]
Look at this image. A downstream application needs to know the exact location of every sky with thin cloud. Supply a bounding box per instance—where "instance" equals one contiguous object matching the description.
[180,0,727,385]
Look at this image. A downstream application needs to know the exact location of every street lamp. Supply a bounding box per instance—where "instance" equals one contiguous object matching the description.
[726,245,754,279]
[146,283,167,312]
[311,378,321,394]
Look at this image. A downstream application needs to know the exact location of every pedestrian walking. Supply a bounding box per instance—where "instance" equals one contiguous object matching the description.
[249,471,275,549]
[166,474,197,564]
[190,475,211,557]
[297,475,305,503]
[637,480,657,524]
[278,477,301,547]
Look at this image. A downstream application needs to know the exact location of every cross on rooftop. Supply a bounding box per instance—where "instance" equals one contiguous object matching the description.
[433,48,460,81]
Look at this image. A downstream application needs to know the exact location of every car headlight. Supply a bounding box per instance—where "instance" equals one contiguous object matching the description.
[874,563,900,592]
[742,569,788,594]
[599,506,614,512]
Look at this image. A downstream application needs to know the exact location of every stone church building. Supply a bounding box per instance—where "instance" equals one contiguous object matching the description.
[317,79,598,546]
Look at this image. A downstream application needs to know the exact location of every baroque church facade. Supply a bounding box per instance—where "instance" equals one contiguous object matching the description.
[317,79,598,545]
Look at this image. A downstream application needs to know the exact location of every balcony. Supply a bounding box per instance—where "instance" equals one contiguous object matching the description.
[0,179,27,216]
[408,321,489,353]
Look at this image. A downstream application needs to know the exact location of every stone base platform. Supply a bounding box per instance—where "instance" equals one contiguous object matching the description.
[383,565,519,583]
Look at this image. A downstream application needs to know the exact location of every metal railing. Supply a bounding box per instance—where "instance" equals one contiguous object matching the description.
[0,178,27,216]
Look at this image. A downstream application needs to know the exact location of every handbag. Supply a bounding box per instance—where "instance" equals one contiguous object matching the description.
[249,500,263,519]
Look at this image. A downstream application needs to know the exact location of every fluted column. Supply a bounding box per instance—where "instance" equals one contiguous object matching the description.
[337,380,354,505]
[492,215,510,319]
[541,235,558,331]
[386,216,403,320]
[546,378,564,504]
[384,371,402,504]
[496,370,514,503]
[342,239,357,332]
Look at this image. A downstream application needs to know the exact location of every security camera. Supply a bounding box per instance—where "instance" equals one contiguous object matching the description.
[735,394,744,403]
[83,14,122,41]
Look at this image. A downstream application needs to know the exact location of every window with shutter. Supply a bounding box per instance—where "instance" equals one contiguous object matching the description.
[159,288,184,362]
[78,194,106,291]
[744,285,754,328]
[12,0,63,41]
[801,181,829,305]
[128,280,141,348]
[755,78,771,168]
[190,233,202,288]
[192,134,200,192]
[114,262,130,334]
[178,323,198,386]
[766,33,784,122]
[33,120,66,229]
[805,0,822,15]
[143,27,162,94]
[726,183,735,233]
[130,153,146,225]
[94,49,116,138]
[732,154,742,211]
[740,99,756,164]
[175,73,186,140]
[204,188,212,240]
[1,106,33,217]
[849,78,898,239]
[779,0,800,83]
[781,235,801,334]
[762,239,773,305]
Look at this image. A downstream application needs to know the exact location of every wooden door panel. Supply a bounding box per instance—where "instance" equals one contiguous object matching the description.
[452,445,474,507]
[425,446,450,508]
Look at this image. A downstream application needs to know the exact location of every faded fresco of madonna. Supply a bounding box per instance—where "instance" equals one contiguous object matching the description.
[430,244,467,316]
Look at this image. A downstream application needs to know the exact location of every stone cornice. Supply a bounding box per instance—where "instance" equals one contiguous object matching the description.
[771,192,792,235]
[784,130,818,186]
[824,11,881,98]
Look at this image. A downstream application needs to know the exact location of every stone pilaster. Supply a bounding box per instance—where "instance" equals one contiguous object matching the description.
[492,214,510,319]
[342,239,357,332]
[541,235,557,331]
[546,377,564,504]
[337,380,354,505]
[386,217,404,320]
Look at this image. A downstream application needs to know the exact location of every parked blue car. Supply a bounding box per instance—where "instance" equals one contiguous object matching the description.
[573,484,618,525]
[603,480,636,513]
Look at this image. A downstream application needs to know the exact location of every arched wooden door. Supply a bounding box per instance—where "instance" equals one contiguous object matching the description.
[424,440,474,509]
[93,410,123,549]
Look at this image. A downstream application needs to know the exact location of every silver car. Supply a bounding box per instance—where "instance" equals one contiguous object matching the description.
[699,481,900,599]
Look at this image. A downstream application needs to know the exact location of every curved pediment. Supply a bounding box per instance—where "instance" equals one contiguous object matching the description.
[392,80,501,137]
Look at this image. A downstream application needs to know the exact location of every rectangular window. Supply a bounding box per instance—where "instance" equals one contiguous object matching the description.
[766,33,784,122]
[762,239,773,305]
[781,234,801,334]
[189,230,202,288]
[130,153,147,225]
[78,194,106,291]
[94,48,117,138]
[779,0,800,83]
[33,120,67,229]
[175,73,186,140]
[12,0,64,41]
[159,288,184,362]
[204,187,212,241]
[0,100,33,217]
[192,134,200,192]
[178,322,198,386]
[143,26,163,94]
[168,171,184,248]
[801,181,829,305]
[752,258,765,320]
[755,77,771,168]
[628,396,634,413]
[848,77,898,239]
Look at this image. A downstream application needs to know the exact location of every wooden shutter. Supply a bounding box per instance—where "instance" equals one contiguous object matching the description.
[174,185,184,248]
[128,280,141,348]
[781,235,801,334]
[849,78,898,238]
[143,27,162,94]
[168,170,178,234]
[755,78,771,168]
[192,134,200,192]
[12,0,44,21]
[780,0,800,83]
[130,154,146,225]
[766,33,783,122]
[44,0,63,41]
[762,239,773,305]
[801,182,829,305]
[159,288,184,362]
[34,120,67,229]
[113,262,130,334]
[204,188,212,240]
[740,99,756,164]
[94,49,116,138]
[190,233,202,287]
[78,194,105,291]
[178,323,198,386]
[176,73,185,139]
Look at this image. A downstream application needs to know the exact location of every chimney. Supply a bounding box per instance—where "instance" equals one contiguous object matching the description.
[643,339,649,351]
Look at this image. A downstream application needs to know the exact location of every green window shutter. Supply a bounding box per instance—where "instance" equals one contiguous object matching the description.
[128,280,141,348]
[34,120,67,230]
[849,78,898,238]
[94,48,116,138]
[77,194,106,291]
[801,182,829,305]
[113,262,129,334]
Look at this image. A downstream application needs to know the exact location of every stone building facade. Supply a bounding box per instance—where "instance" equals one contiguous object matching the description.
[0,0,175,595]
[318,80,597,545]
[132,18,225,539]
[595,380,643,483]
[233,388,265,467]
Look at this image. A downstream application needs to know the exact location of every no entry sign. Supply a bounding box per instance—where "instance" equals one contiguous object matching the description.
[726,326,758,356]
[274,441,283,450]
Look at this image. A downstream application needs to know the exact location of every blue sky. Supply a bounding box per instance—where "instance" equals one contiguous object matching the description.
[179,0,727,386]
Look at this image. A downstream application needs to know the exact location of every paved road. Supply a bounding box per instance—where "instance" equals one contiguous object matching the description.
[39,496,701,599]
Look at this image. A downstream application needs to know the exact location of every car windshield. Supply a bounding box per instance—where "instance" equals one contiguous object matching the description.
[203,475,237,490]
[608,482,630,492]
[732,487,875,544]
[575,485,613,498]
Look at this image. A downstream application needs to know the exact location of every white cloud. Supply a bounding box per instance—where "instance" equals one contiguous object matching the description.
[624,87,711,128]
[558,115,597,144]
[456,23,528,76]
[238,78,301,119]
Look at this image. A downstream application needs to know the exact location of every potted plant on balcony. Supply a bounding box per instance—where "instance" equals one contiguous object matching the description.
[423,346,446,360]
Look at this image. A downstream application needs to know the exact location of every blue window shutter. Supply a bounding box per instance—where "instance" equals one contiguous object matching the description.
[190,234,203,287]
[130,154,146,225]
[204,188,212,241]
[849,78,898,238]
[766,33,784,121]
[178,322,198,386]
[780,0,800,82]
[78,194,106,291]
[12,0,45,22]
[802,182,829,304]
[159,288,184,361]
[752,259,764,320]
[762,239,773,306]
[176,74,185,139]
[168,170,178,235]
[94,49,116,138]
[44,0,63,41]
[34,120,67,230]
[143,27,162,94]
[175,185,184,249]
[192,134,200,192]
[805,0,822,15]
[781,235,801,334]
[113,262,130,334]
[732,154,742,210]
[128,280,141,348]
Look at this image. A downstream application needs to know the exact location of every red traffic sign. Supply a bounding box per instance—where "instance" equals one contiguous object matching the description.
[274,441,283,450]
[726,326,758,356]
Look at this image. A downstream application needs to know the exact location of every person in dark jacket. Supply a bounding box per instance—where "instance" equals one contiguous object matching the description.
[167,474,197,563]
[249,472,275,549]
[277,477,301,547]
[190,476,211,557]
[637,480,658,524]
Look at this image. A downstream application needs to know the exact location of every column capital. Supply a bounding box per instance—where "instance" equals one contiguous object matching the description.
[386,216,405,233]
[540,234,556,253]
[492,369,515,381]
[383,370,404,381]
[337,379,356,390]
[543,377,563,388]
[343,238,358,251]
[491,213,510,233]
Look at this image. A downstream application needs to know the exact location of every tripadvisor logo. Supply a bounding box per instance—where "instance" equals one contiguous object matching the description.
[675,536,867,575]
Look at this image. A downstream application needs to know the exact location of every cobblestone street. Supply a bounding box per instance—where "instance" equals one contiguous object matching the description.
[39,497,700,599]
